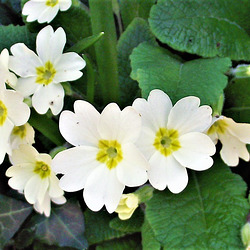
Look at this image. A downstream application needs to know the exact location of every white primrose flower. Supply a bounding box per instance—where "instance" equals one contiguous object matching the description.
[0,85,30,164]
[132,89,216,193]
[9,123,35,152]
[207,116,250,166]
[9,25,86,115]
[0,49,17,88]
[6,144,66,217]
[22,0,72,24]
[52,100,149,213]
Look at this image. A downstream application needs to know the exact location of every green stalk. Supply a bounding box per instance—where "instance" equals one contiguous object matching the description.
[89,0,119,104]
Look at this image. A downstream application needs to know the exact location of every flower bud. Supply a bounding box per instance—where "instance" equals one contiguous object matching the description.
[115,193,139,220]
[231,64,250,78]
[241,222,250,248]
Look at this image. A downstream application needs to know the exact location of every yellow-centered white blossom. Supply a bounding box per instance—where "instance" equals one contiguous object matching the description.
[9,25,86,115]
[115,193,139,220]
[133,89,215,193]
[6,144,66,217]
[52,100,149,213]
[22,0,71,23]
[207,116,250,166]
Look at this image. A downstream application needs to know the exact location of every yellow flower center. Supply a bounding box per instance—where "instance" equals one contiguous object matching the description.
[46,0,58,7]
[12,125,27,139]
[96,140,123,170]
[34,161,51,179]
[36,61,56,85]
[0,100,7,126]
[154,128,181,157]
[207,119,228,135]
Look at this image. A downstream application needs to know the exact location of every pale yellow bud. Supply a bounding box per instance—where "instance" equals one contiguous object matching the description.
[115,193,139,220]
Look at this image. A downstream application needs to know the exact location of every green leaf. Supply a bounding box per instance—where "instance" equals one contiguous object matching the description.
[120,0,155,28]
[117,18,156,106]
[23,199,87,249]
[0,24,36,51]
[28,109,64,146]
[96,234,142,250]
[52,4,92,44]
[130,42,231,105]
[67,32,104,54]
[149,0,250,60]
[141,218,161,250]
[145,159,249,248]
[109,208,144,233]
[0,194,32,248]
[84,209,127,245]
[224,78,250,123]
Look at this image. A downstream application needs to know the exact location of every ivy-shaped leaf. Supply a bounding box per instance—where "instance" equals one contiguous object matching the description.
[149,0,250,60]
[130,42,231,105]
[22,199,87,249]
[145,159,249,248]
[0,194,32,248]
[117,18,156,106]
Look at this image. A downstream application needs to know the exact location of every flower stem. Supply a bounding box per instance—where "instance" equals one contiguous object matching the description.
[89,0,119,104]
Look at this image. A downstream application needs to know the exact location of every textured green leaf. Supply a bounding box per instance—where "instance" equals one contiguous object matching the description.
[23,199,87,249]
[96,234,142,250]
[109,208,144,233]
[52,4,92,44]
[84,209,127,245]
[120,0,155,28]
[0,194,32,248]
[117,18,156,106]
[141,218,161,250]
[149,0,250,60]
[130,42,231,105]
[145,159,249,248]
[0,24,36,51]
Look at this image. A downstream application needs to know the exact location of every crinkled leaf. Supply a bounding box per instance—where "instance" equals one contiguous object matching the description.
[84,209,127,245]
[0,24,36,51]
[0,194,32,248]
[141,218,161,250]
[145,159,249,248]
[96,234,142,250]
[117,18,156,106]
[130,42,231,105]
[109,208,144,233]
[149,0,250,60]
[24,199,87,249]
[120,0,155,28]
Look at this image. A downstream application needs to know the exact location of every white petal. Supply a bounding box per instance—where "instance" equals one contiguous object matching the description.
[52,195,66,204]
[49,27,66,60]
[4,90,30,125]
[54,52,86,72]
[59,0,71,10]
[148,152,188,193]
[37,178,49,204]
[36,25,54,62]
[54,70,83,83]
[220,131,250,166]
[32,83,64,115]
[0,118,14,164]
[48,174,64,198]
[167,96,212,135]
[225,117,250,144]
[84,166,124,213]
[147,89,172,127]
[24,175,43,204]
[9,44,41,77]
[15,77,38,97]
[34,192,51,217]
[116,143,148,187]
[116,106,142,143]
[59,100,100,146]
[37,6,60,24]
[98,103,121,140]
[52,146,98,174]
[173,132,215,171]
[22,1,47,22]
[11,144,38,165]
